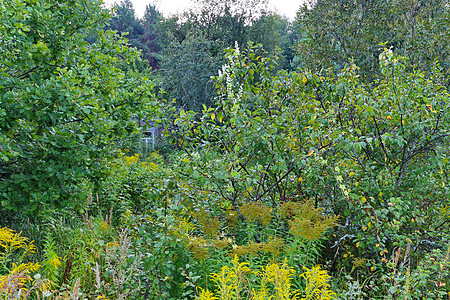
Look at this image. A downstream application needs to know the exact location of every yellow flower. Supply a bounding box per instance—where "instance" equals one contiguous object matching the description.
[281,200,339,240]
[301,266,336,300]
[197,287,218,300]
[265,259,295,299]
[0,227,31,251]
[302,76,307,83]
[47,254,62,269]
[240,202,272,225]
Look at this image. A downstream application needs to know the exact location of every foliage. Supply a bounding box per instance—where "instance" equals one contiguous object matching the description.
[107,0,163,69]
[122,203,196,299]
[94,151,169,218]
[376,244,450,299]
[169,43,450,298]
[0,227,52,299]
[300,266,336,300]
[158,0,296,111]
[171,43,317,213]
[160,33,224,111]
[295,0,450,83]
[1,1,450,298]
[141,3,164,69]
[109,0,144,45]
[0,217,143,300]
[248,13,295,70]
[196,256,336,300]
[186,0,269,47]
[0,0,157,214]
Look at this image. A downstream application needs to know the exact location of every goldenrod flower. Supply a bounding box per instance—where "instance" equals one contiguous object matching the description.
[300,266,336,300]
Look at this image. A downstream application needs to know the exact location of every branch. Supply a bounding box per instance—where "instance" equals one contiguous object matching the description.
[257,165,296,201]
[17,66,39,79]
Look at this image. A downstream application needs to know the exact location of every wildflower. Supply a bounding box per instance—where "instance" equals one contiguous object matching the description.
[261,237,285,257]
[197,287,218,300]
[100,221,108,232]
[193,210,220,237]
[187,236,209,260]
[0,227,33,252]
[280,200,339,240]
[240,202,272,225]
[211,255,250,300]
[47,254,62,269]
[300,266,336,300]
[266,259,296,300]
[214,238,230,249]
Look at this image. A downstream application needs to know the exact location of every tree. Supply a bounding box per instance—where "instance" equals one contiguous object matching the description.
[295,0,450,82]
[0,0,156,214]
[158,0,297,111]
[160,33,224,111]
[187,0,269,46]
[171,44,450,297]
[108,0,144,48]
[107,0,164,69]
[141,4,163,69]
[171,43,316,212]
[248,12,295,69]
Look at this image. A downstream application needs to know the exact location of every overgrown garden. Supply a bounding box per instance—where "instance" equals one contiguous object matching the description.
[1,0,449,299]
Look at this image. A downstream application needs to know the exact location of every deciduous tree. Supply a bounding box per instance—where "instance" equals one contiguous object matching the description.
[295,0,450,82]
[0,0,156,213]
